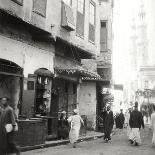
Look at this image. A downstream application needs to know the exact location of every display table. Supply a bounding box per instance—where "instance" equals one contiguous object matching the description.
[15,118,47,147]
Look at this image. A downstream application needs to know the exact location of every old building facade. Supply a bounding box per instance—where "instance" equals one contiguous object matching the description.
[0,0,113,146]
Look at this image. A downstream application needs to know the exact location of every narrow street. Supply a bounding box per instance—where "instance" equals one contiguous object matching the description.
[23,127,155,155]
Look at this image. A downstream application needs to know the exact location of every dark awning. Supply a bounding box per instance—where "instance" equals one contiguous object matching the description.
[0,8,55,43]
[55,66,100,79]
[34,68,54,77]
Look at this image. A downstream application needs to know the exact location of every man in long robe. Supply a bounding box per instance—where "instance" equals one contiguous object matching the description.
[68,109,84,148]
[129,102,144,146]
[0,97,20,155]
[118,109,125,129]
[104,105,114,142]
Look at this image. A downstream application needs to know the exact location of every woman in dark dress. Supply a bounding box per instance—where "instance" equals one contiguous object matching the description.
[58,111,69,140]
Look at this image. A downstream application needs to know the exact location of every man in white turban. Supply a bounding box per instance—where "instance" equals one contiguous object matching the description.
[67,109,84,148]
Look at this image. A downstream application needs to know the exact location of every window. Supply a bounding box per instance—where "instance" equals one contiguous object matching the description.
[27,81,35,90]
[77,0,84,13]
[33,0,47,17]
[63,0,72,6]
[89,1,95,42]
[76,0,85,37]
[100,21,108,51]
[89,2,95,25]
[11,0,23,6]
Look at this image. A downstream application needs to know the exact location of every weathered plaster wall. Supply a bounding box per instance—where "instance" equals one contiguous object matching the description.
[78,82,97,130]
[0,35,54,77]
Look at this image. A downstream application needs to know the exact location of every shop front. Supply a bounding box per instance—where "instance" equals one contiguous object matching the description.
[0,58,23,116]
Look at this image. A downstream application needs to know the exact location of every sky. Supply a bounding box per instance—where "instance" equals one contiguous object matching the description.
[112,0,140,84]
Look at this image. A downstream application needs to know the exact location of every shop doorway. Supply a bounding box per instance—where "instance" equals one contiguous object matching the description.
[0,58,23,117]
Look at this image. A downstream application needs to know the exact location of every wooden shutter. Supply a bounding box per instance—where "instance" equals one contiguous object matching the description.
[76,12,84,36]
[100,21,107,51]
[89,24,95,42]
[33,0,47,17]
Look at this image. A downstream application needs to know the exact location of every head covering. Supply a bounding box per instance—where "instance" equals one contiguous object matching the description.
[73,109,79,114]
[61,111,66,114]
[135,102,138,108]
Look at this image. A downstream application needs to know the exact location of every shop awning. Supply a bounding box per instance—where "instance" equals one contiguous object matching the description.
[55,66,100,79]
[34,68,54,77]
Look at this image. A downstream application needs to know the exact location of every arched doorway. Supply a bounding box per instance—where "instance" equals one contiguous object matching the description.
[0,58,23,117]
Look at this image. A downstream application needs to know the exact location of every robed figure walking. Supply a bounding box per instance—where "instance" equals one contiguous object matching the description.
[129,102,144,146]
[104,105,114,142]
[0,97,20,155]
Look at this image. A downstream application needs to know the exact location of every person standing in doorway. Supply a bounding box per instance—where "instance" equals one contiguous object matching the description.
[150,104,155,147]
[0,97,20,155]
[104,105,114,143]
[58,111,69,140]
[68,109,84,148]
[129,102,144,146]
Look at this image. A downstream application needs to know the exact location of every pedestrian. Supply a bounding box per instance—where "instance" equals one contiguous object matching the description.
[115,113,119,129]
[129,102,144,146]
[0,97,20,155]
[125,107,132,139]
[104,105,114,143]
[67,109,84,148]
[58,111,69,140]
[150,104,155,147]
[101,107,107,132]
[117,109,125,129]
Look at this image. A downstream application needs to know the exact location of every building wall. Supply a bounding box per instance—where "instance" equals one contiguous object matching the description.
[0,35,54,77]
[99,0,113,53]
[47,0,100,56]
[78,82,97,130]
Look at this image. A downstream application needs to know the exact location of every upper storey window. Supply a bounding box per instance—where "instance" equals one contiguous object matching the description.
[89,1,96,43]
[76,0,85,37]
[33,0,47,17]
[89,2,95,26]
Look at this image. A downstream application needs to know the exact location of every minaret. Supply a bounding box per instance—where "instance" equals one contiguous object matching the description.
[137,1,148,68]
[130,18,137,72]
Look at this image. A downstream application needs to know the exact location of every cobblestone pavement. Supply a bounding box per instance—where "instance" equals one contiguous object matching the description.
[23,128,155,155]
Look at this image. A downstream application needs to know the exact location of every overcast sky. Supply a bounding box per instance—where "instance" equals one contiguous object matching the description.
[113,0,140,84]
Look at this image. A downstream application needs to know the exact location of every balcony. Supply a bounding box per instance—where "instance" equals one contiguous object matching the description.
[61,2,75,31]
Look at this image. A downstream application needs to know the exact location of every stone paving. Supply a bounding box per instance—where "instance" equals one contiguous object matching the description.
[23,127,155,155]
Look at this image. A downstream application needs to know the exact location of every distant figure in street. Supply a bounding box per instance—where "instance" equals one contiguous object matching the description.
[125,107,132,138]
[68,109,84,148]
[115,113,120,129]
[129,102,144,146]
[150,104,155,147]
[0,97,20,155]
[117,109,125,129]
[104,105,114,143]
[58,111,69,140]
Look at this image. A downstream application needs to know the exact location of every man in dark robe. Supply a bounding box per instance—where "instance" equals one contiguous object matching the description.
[58,111,69,140]
[104,105,114,142]
[101,107,107,133]
[118,109,125,129]
[0,97,20,155]
[129,102,144,146]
